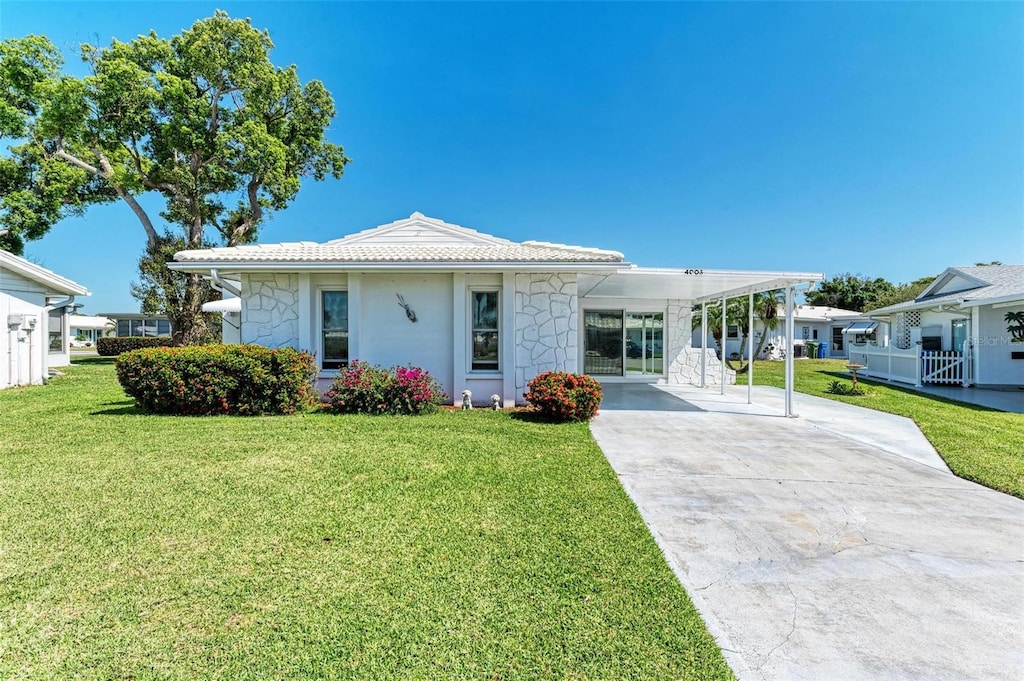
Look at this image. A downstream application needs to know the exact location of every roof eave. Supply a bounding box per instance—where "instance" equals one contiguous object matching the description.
[168,260,629,273]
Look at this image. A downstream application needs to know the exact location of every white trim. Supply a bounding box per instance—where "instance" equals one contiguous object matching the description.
[501,272,516,406]
[169,261,623,273]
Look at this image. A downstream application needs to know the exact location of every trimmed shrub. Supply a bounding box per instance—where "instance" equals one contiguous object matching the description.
[524,371,603,422]
[98,336,172,356]
[115,344,317,415]
[324,360,447,415]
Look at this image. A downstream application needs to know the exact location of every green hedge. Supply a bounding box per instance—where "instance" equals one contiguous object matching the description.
[97,336,173,356]
[115,344,318,415]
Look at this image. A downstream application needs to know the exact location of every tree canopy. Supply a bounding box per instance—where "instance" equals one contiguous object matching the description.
[804,273,896,312]
[0,12,349,342]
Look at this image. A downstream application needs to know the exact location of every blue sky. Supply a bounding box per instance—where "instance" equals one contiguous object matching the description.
[1,1,1022,312]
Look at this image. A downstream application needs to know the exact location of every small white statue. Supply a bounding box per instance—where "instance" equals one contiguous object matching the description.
[461,389,473,410]
[490,394,501,411]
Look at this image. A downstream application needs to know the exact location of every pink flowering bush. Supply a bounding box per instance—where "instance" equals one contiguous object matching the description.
[524,371,603,422]
[115,345,318,415]
[324,360,447,415]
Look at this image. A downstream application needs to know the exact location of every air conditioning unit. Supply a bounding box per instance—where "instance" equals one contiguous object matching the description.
[23,317,36,330]
[7,314,24,328]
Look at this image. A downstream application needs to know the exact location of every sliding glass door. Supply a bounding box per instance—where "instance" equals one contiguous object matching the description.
[625,313,664,376]
[584,310,664,377]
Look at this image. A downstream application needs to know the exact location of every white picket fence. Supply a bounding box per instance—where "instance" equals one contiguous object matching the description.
[849,340,974,387]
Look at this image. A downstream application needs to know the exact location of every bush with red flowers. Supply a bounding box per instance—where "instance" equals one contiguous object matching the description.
[524,371,603,422]
[323,360,447,415]
[115,344,317,415]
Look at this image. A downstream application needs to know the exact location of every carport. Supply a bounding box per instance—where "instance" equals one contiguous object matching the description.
[578,268,822,416]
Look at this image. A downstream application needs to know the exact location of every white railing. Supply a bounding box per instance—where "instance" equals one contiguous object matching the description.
[849,339,974,388]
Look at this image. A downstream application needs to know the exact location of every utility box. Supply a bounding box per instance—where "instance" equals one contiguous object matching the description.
[23,317,36,330]
[7,314,24,328]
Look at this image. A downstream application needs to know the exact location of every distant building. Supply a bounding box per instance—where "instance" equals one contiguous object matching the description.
[96,312,172,338]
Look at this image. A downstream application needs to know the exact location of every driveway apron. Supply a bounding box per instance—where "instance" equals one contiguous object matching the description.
[590,383,1024,681]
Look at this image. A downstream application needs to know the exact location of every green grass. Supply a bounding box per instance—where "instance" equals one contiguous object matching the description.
[0,358,732,680]
[754,359,1024,498]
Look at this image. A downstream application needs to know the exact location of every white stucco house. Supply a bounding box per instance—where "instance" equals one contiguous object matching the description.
[69,314,114,346]
[693,304,866,360]
[851,264,1024,389]
[169,213,821,408]
[1,249,90,389]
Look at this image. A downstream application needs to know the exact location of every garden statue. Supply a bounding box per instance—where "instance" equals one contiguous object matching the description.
[490,394,501,411]
[461,390,473,410]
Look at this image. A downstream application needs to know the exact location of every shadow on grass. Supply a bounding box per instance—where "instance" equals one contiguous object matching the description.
[820,370,1004,413]
[509,409,587,425]
[72,356,117,366]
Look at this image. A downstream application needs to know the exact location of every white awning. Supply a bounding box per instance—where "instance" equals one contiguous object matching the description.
[68,315,113,330]
[842,321,878,334]
[578,268,822,303]
[202,298,242,313]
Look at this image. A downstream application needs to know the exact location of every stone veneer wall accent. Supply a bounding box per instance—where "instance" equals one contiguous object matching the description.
[514,273,578,399]
[666,300,736,385]
[241,273,300,349]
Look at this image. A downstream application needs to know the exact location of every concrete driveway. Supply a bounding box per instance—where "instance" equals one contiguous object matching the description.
[591,383,1024,681]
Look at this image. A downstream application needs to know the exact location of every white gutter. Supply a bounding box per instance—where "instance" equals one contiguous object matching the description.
[209,269,242,297]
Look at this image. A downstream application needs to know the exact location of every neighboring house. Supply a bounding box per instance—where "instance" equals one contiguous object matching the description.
[852,265,1024,388]
[69,314,114,346]
[1,250,90,389]
[97,313,173,338]
[693,305,865,360]
[169,213,821,405]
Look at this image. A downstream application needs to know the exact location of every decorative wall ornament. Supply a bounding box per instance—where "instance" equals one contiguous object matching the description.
[1005,310,1024,342]
[396,294,417,323]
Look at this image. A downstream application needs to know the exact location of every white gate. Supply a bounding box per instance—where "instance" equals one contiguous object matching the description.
[921,350,964,385]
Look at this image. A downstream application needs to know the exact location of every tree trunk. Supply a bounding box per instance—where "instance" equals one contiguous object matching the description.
[170,273,214,346]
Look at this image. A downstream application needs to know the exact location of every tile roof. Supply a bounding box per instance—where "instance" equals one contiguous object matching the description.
[174,213,625,266]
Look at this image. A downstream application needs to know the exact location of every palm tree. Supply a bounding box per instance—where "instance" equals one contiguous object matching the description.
[692,290,784,372]
[1006,310,1024,342]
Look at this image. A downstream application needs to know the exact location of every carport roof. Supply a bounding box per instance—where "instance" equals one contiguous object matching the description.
[579,268,823,303]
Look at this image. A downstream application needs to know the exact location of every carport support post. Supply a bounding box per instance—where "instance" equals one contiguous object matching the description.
[747,291,754,404]
[785,285,796,417]
[700,302,707,388]
[720,295,726,395]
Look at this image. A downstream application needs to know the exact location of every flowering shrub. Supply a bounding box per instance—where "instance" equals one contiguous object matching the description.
[98,336,172,356]
[115,344,317,415]
[324,360,447,415]
[524,371,603,422]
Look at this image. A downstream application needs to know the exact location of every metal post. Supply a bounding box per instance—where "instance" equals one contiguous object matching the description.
[747,291,754,404]
[700,302,707,388]
[720,295,727,394]
[785,285,795,417]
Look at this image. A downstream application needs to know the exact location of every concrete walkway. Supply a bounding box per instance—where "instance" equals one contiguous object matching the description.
[591,383,1024,681]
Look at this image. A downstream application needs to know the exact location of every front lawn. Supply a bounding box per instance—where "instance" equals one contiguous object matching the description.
[0,359,732,680]
[754,359,1024,498]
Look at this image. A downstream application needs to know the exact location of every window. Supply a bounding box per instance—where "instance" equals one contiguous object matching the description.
[832,326,844,352]
[802,326,810,340]
[812,329,818,340]
[471,290,499,371]
[726,325,739,339]
[48,309,63,353]
[321,291,348,370]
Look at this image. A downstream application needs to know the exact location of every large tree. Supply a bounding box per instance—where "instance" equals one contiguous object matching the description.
[0,12,349,343]
[804,273,895,312]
